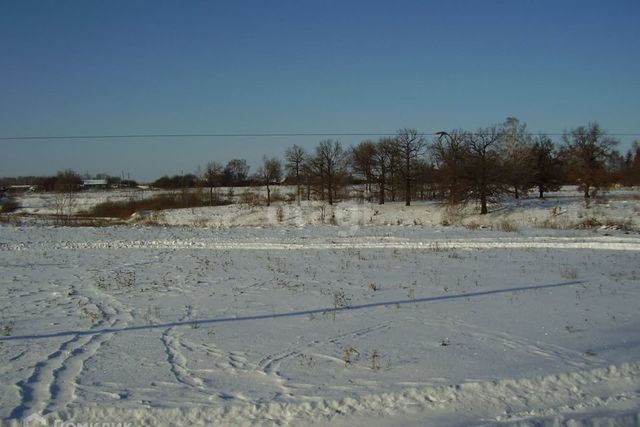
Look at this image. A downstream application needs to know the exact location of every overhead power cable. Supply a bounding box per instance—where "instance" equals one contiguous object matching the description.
[1,132,639,141]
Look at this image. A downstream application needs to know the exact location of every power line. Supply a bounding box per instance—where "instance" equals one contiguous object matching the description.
[1,132,639,141]
[0,132,395,140]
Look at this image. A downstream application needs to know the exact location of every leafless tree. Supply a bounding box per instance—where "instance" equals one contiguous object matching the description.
[433,128,505,214]
[53,170,81,224]
[371,138,394,204]
[204,161,223,205]
[223,159,249,187]
[465,127,506,214]
[563,123,618,198]
[285,145,306,205]
[500,117,534,199]
[350,140,377,200]
[378,137,401,202]
[314,140,346,205]
[530,135,563,198]
[257,157,283,206]
[621,142,640,186]
[394,128,427,206]
[432,130,469,204]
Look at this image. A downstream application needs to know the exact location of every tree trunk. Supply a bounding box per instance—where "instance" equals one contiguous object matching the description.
[210,187,214,206]
[405,177,411,206]
[405,157,411,206]
[266,183,271,206]
[539,187,544,199]
[379,164,386,204]
[514,186,519,199]
[480,193,488,215]
[584,185,590,198]
[390,170,395,202]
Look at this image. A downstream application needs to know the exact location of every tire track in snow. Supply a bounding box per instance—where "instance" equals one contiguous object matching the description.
[45,286,134,413]
[9,333,89,419]
[452,319,608,370]
[9,279,134,418]
[161,307,206,390]
[258,323,391,377]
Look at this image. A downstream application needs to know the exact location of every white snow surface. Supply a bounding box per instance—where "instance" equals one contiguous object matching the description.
[2,192,640,426]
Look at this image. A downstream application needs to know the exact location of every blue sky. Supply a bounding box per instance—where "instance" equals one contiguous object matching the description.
[1,0,639,181]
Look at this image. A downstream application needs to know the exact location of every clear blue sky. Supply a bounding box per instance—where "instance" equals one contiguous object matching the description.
[1,0,639,181]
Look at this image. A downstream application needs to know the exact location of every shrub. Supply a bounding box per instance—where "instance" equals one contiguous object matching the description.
[440,203,465,226]
[463,221,481,230]
[239,189,265,206]
[498,219,518,232]
[574,218,602,229]
[0,201,19,214]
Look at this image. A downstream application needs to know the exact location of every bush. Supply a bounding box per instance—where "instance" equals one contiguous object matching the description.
[0,201,19,214]
[239,189,265,206]
[498,219,518,232]
[574,218,602,229]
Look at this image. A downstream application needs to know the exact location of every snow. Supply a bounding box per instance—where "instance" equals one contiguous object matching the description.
[1,188,640,426]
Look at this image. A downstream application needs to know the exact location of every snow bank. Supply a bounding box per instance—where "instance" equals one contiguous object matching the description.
[38,362,640,427]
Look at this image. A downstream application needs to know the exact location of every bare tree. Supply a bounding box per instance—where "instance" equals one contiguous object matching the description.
[563,123,618,198]
[621,142,640,186]
[350,141,377,200]
[371,138,390,204]
[465,127,506,214]
[413,159,436,200]
[285,145,306,205]
[530,135,563,198]
[395,128,427,206]
[257,157,283,206]
[374,137,402,204]
[500,117,534,199]
[204,161,223,205]
[53,170,82,224]
[433,128,505,214]
[223,159,250,187]
[314,140,346,205]
[432,130,470,204]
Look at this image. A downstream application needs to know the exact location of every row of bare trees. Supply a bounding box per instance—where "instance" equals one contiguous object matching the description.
[195,119,639,214]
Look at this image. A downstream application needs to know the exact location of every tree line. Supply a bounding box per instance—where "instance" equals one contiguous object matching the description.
[0,172,138,192]
[3,118,639,215]
[189,119,639,213]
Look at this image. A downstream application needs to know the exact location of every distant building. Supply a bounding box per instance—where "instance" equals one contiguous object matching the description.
[82,179,108,189]
[7,185,37,193]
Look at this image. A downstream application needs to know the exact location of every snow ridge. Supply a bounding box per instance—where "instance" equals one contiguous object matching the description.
[3,236,640,252]
[42,362,640,427]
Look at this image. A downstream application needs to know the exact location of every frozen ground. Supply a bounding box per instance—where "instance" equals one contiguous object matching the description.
[1,220,640,426]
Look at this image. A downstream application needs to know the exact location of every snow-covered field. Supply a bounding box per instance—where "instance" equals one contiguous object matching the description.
[1,189,640,426]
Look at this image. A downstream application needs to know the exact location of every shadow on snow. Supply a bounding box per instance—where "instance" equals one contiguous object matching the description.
[1,280,586,342]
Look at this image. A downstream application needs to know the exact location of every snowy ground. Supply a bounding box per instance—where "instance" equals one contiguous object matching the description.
[1,189,640,426]
[10,186,640,233]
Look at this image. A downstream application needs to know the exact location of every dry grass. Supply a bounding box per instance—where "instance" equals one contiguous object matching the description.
[573,217,602,229]
[498,219,519,232]
[83,192,231,219]
[463,221,481,230]
[560,265,578,280]
[440,204,465,226]
[239,189,265,206]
